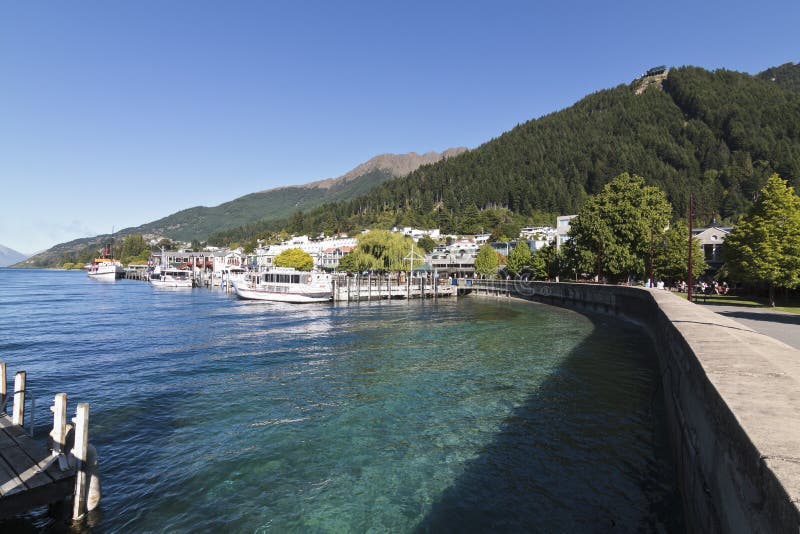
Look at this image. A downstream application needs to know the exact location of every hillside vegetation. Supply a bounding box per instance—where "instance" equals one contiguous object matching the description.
[208,64,800,245]
[19,150,464,267]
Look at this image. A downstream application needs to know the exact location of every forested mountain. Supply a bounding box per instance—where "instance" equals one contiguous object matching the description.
[758,62,800,93]
[209,64,800,245]
[133,149,466,242]
[18,150,464,267]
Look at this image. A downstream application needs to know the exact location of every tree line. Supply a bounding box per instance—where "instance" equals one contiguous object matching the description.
[207,64,800,247]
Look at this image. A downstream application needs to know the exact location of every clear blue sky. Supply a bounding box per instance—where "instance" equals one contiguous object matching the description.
[1,0,797,253]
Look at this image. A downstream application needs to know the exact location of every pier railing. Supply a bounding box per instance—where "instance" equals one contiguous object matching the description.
[331,274,456,302]
[0,361,100,522]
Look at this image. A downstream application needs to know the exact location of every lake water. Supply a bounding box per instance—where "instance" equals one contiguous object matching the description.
[0,269,682,532]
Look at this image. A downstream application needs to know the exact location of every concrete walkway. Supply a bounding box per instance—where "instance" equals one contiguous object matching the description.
[695,302,800,350]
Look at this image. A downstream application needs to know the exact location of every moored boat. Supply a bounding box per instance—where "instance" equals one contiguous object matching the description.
[232,268,332,303]
[87,245,124,281]
[149,266,193,288]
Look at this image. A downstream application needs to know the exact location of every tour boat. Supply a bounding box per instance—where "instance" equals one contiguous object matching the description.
[149,266,194,288]
[232,268,332,303]
[87,258,124,281]
[87,245,124,281]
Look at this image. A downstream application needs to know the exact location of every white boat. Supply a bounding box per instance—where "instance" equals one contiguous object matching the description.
[87,255,124,281]
[214,266,247,287]
[149,266,193,288]
[232,268,332,303]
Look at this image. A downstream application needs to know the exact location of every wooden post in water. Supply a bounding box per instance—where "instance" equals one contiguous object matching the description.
[72,402,90,520]
[368,274,372,301]
[0,361,6,407]
[51,393,68,455]
[346,276,351,302]
[13,371,26,426]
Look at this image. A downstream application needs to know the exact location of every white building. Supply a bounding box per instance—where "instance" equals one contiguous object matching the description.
[556,215,577,250]
[429,240,479,278]
[692,226,732,270]
[392,227,441,241]
[254,235,357,270]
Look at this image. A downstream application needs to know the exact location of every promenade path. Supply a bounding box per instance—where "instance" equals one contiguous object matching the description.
[695,301,800,350]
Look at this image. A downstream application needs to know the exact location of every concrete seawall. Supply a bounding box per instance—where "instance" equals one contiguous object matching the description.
[476,282,800,532]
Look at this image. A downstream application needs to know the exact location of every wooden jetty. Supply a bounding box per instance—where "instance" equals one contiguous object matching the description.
[332,274,456,302]
[0,362,99,522]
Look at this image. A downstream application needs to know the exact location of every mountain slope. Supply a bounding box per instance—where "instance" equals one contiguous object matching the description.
[17,149,465,267]
[206,64,800,243]
[758,62,800,93]
[0,245,27,267]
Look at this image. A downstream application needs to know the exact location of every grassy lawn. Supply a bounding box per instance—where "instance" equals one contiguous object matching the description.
[673,292,800,314]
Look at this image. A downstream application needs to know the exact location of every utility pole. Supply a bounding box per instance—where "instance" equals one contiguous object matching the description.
[688,193,694,302]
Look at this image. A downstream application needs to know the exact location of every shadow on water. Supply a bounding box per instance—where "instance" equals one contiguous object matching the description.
[415,312,684,533]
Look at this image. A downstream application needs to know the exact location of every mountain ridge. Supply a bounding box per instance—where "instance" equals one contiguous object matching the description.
[206,62,800,244]
[17,148,466,267]
[0,244,28,267]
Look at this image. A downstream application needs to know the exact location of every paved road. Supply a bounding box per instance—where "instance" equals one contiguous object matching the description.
[695,303,800,350]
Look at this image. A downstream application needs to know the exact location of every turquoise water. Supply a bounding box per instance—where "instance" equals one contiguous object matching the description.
[0,269,681,532]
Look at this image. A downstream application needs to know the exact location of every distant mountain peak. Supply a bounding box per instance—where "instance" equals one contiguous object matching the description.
[0,244,28,267]
[285,148,469,191]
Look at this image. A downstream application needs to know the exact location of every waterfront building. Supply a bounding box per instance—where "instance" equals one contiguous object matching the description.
[692,225,732,272]
[254,235,357,270]
[519,226,557,248]
[429,240,479,277]
[392,227,441,241]
[556,215,577,250]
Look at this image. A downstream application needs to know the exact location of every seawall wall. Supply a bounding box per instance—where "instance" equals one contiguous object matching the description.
[475,282,800,532]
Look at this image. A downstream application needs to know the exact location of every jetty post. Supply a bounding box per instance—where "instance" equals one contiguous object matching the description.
[72,403,90,520]
[0,362,6,407]
[12,371,26,426]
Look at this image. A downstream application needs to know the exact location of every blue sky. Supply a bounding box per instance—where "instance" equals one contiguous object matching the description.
[1,0,798,253]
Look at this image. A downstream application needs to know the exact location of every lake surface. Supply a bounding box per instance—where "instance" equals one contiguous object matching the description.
[0,269,682,532]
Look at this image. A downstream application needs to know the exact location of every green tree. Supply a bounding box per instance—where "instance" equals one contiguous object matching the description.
[653,221,707,283]
[338,251,377,272]
[273,248,314,271]
[474,244,499,277]
[568,173,672,282]
[531,243,566,280]
[723,174,800,306]
[416,235,437,253]
[506,240,532,277]
[120,234,148,260]
[354,230,413,271]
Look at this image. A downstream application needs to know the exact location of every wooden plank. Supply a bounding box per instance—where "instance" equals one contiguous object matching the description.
[0,474,74,519]
[0,429,17,450]
[0,455,24,497]
[0,445,53,489]
[0,415,74,483]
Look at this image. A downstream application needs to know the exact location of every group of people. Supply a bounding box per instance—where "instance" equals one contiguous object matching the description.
[696,280,729,295]
[670,279,729,295]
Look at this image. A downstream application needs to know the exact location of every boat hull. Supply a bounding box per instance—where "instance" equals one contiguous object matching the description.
[233,283,331,303]
[88,271,120,282]
[150,279,193,288]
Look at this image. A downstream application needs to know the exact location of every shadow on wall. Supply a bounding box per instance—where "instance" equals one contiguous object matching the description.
[414,313,685,533]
